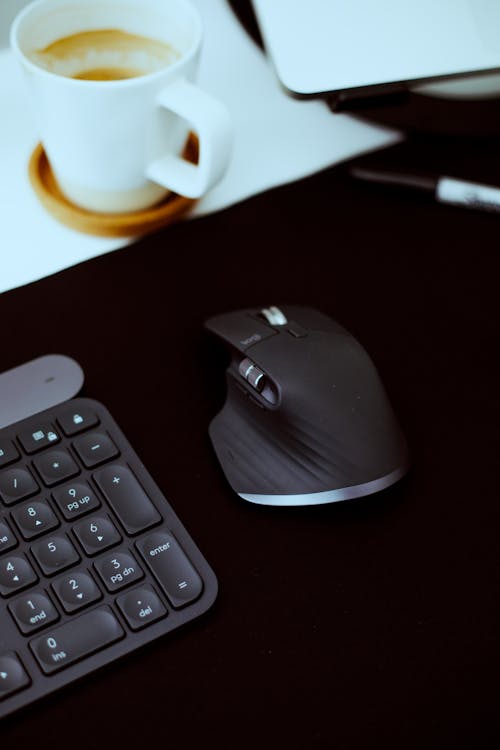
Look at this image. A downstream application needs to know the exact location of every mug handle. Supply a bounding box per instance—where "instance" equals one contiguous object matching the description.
[146,78,233,198]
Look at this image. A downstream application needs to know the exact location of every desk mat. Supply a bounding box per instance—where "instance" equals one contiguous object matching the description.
[1,161,499,747]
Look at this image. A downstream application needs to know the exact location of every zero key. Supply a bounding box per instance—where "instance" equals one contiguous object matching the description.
[30,606,124,674]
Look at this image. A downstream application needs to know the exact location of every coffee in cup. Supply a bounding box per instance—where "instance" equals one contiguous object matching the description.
[30,28,180,81]
[11,0,233,213]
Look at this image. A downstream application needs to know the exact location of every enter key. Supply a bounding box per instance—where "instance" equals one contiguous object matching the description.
[136,531,203,608]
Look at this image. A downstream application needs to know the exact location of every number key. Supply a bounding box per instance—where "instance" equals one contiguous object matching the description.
[30,607,124,675]
[11,500,59,540]
[94,551,144,592]
[52,571,102,613]
[0,555,38,597]
[52,482,100,521]
[73,515,121,556]
[8,591,59,634]
[31,535,80,576]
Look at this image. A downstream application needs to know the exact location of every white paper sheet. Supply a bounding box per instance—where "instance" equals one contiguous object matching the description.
[0,0,401,294]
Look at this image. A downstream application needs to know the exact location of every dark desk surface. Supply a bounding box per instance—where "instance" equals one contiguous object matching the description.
[2,9,500,735]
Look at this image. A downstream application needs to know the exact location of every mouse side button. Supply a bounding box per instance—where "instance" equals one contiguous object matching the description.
[204,312,277,352]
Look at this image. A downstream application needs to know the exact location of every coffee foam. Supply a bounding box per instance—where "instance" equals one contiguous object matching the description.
[30,29,179,79]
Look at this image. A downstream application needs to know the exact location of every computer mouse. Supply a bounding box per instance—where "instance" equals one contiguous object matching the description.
[205,305,409,506]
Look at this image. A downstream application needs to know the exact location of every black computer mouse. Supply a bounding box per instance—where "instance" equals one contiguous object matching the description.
[204,305,409,506]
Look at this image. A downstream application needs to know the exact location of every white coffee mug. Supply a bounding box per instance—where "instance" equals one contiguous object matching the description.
[11,0,233,213]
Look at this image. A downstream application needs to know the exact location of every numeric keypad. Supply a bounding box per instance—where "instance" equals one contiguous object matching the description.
[0,397,215,720]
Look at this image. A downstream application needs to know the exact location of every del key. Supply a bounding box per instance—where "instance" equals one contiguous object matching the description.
[93,464,161,535]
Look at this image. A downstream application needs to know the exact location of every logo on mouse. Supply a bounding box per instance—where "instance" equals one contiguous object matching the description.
[240,333,262,347]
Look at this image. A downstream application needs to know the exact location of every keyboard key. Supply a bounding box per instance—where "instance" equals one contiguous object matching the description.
[72,432,119,468]
[93,464,161,535]
[0,441,19,469]
[0,519,18,554]
[116,585,167,631]
[30,606,124,674]
[8,591,59,634]
[32,450,79,487]
[52,571,102,613]
[31,535,80,576]
[94,551,144,592]
[73,515,121,556]
[17,424,60,454]
[52,482,101,520]
[11,500,59,540]
[136,531,203,608]
[0,467,39,506]
[0,652,31,700]
[56,407,99,437]
[0,555,38,597]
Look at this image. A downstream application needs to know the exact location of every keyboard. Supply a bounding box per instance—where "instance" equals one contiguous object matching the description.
[0,397,217,719]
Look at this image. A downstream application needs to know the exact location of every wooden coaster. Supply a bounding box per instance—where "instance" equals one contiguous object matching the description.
[28,134,198,238]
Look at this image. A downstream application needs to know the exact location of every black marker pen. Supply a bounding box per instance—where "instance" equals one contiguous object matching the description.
[349,165,500,214]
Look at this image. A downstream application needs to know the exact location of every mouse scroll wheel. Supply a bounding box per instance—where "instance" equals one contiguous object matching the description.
[238,358,267,393]
[260,306,288,326]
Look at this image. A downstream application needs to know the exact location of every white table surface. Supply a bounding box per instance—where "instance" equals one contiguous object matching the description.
[0,0,401,294]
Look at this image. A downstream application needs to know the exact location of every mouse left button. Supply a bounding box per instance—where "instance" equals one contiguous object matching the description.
[204,313,277,352]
